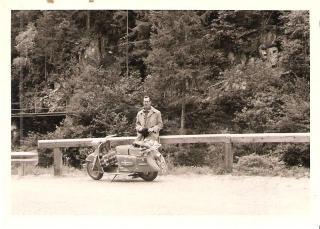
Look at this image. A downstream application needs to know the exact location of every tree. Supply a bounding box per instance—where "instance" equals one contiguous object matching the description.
[12,22,37,108]
[279,11,309,80]
[146,11,224,134]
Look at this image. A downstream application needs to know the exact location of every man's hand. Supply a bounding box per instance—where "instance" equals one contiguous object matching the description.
[148,126,159,133]
[138,128,149,138]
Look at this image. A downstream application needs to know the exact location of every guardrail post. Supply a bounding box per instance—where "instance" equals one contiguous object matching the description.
[18,162,26,176]
[224,138,233,173]
[53,148,62,176]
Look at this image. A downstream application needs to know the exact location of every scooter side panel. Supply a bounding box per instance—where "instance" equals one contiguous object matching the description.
[115,145,130,155]
[116,155,136,172]
[116,155,154,173]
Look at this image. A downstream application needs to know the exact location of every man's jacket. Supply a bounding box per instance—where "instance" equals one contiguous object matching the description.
[135,106,163,142]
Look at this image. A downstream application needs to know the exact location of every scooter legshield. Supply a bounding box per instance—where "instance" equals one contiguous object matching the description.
[92,155,104,173]
[85,153,96,162]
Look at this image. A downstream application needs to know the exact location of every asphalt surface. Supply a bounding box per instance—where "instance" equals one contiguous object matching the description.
[10,173,309,215]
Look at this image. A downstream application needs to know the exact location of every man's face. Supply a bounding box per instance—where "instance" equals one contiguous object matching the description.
[143,98,151,110]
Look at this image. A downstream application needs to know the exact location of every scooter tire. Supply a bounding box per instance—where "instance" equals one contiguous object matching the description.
[86,161,104,180]
[138,172,158,181]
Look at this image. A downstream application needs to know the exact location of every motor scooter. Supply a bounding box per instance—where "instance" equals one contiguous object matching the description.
[85,135,167,181]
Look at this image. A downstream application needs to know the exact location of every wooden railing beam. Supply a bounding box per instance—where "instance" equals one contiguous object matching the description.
[230,133,310,143]
[37,133,310,176]
[38,133,310,149]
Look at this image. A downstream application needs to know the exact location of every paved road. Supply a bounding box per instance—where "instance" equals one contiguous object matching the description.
[11,174,309,215]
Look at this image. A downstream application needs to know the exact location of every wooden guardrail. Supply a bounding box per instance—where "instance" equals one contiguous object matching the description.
[38,133,310,176]
[11,151,39,176]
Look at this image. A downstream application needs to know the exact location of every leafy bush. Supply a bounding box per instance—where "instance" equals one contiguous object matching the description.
[161,144,211,167]
[206,144,224,166]
[277,144,310,167]
[37,148,54,167]
[233,143,278,158]
[237,154,275,169]
[63,147,94,169]
[234,153,309,177]
[176,145,207,166]
[234,154,281,176]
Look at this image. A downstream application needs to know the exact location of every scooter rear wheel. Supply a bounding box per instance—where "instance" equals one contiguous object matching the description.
[86,161,104,180]
[138,172,158,181]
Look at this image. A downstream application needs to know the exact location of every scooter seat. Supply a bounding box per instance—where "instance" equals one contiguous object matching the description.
[128,146,144,157]
[115,145,130,155]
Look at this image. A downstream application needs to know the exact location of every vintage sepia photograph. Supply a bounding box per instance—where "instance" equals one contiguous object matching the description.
[2,0,319,228]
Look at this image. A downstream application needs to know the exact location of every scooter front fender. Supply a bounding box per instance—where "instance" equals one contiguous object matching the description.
[86,142,104,162]
[85,152,96,162]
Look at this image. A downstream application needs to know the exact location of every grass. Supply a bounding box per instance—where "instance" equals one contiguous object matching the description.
[167,165,226,175]
[11,163,309,178]
[233,164,309,178]
[11,164,87,177]
[167,165,309,178]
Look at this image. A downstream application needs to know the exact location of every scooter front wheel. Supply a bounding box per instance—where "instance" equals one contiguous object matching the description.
[86,161,104,180]
[138,172,158,181]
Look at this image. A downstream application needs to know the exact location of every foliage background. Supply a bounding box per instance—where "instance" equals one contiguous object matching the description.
[11,10,310,169]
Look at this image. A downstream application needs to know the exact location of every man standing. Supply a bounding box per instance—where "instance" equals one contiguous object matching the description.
[135,96,163,142]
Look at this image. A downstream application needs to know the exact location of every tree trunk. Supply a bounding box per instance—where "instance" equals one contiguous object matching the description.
[44,54,47,80]
[100,35,105,58]
[180,100,186,135]
[86,11,90,32]
[126,10,129,77]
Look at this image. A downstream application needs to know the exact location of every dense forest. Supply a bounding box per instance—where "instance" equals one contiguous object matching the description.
[11,10,310,168]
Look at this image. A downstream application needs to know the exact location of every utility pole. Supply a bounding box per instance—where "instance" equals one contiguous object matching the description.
[18,16,24,146]
[126,10,129,78]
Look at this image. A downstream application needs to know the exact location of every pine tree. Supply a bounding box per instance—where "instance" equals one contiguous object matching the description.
[146,11,222,134]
